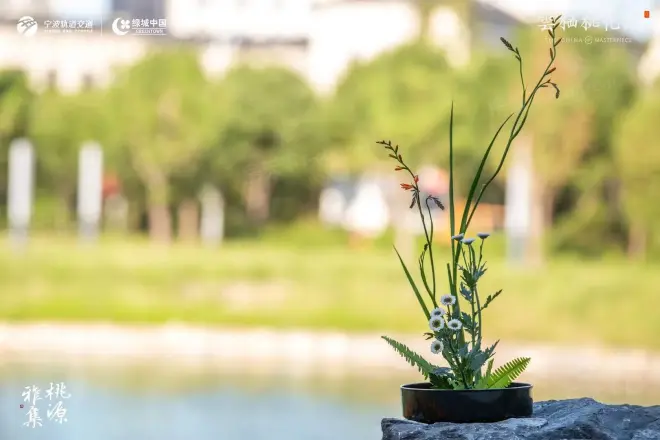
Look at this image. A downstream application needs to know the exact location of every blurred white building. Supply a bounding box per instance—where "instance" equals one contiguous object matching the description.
[0,0,655,94]
[0,0,153,92]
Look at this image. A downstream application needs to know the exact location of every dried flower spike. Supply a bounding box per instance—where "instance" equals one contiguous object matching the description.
[499,37,515,52]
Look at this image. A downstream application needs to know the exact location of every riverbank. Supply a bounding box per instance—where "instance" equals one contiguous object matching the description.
[2,323,660,388]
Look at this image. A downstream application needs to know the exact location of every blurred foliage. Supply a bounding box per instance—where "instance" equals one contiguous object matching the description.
[614,77,660,259]
[0,70,32,203]
[207,66,326,229]
[28,89,109,229]
[0,22,657,259]
[328,42,456,170]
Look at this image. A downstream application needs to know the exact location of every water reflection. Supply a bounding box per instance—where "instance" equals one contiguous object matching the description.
[0,360,657,440]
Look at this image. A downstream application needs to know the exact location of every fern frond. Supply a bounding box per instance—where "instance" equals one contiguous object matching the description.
[382,336,438,379]
[486,357,530,389]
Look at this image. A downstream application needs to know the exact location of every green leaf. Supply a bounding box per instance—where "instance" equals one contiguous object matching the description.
[481,290,503,311]
[448,101,456,237]
[475,358,495,389]
[418,247,434,300]
[381,336,438,379]
[469,350,489,373]
[458,113,513,234]
[429,367,455,389]
[460,312,475,335]
[483,340,499,359]
[394,246,430,320]
[486,357,531,389]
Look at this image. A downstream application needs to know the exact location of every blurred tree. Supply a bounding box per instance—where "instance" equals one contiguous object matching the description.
[0,70,32,142]
[106,48,214,243]
[328,43,461,172]
[0,70,32,214]
[546,28,637,255]
[613,78,660,260]
[208,66,324,228]
[28,88,109,230]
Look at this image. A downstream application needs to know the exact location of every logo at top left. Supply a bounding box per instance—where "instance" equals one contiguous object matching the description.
[17,16,38,36]
[112,18,130,36]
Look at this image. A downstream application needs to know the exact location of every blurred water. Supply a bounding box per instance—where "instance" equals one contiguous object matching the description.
[0,361,658,440]
[0,362,399,440]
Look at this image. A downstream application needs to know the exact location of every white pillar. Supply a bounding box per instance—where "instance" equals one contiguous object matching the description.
[77,142,104,242]
[7,138,35,248]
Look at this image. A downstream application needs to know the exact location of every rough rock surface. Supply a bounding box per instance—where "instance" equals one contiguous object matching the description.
[382,398,660,440]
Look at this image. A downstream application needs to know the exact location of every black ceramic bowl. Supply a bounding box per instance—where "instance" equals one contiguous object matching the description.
[401,382,533,423]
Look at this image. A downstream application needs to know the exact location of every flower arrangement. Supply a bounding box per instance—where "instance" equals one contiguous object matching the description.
[379,17,563,390]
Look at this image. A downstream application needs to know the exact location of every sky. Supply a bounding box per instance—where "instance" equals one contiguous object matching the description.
[48,0,658,41]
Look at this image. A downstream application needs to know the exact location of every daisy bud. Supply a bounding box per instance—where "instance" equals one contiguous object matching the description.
[429,316,445,332]
[430,307,445,317]
[447,319,462,331]
[440,294,456,306]
[431,339,444,354]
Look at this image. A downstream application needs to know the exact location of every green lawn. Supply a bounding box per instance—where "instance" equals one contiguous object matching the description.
[1,224,658,350]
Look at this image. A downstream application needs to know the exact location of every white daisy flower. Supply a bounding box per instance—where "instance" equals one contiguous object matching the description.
[429,316,445,331]
[447,319,463,331]
[461,238,476,245]
[451,233,464,241]
[431,339,444,354]
[440,294,456,306]
[477,232,490,239]
[430,307,445,317]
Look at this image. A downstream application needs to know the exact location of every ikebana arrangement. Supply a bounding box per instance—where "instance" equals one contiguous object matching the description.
[379,17,563,423]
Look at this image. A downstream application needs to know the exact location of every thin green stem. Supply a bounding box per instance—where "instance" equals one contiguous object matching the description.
[467,245,482,342]
[447,102,466,347]
[518,52,526,105]
[466,35,558,229]
[475,284,483,342]
[447,336,470,389]
[416,194,438,308]
[425,199,437,300]
[458,247,475,347]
